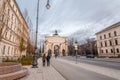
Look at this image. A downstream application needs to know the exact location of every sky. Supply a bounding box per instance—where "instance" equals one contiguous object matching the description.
[16,0,120,44]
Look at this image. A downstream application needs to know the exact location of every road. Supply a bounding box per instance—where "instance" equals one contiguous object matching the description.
[61,56,120,70]
[51,58,117,80]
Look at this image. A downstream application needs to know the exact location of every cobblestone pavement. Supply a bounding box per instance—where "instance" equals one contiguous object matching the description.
[20,59,66,80]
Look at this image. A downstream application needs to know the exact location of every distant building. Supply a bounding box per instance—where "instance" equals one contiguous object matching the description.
[0,0,29,61]
[45,31,68,56]
[96,22,120,57]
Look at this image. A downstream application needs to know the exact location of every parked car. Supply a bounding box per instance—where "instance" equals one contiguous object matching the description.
[86,54,95,58]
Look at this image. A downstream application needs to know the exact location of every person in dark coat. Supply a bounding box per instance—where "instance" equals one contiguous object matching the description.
[46,54,51,66]
[42,54,46,66]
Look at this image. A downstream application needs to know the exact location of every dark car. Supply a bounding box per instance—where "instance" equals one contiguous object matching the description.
[86,54,95,58]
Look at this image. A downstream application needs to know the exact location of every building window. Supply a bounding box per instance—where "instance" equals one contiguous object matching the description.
[104,34,106,39]
[9,34,12,40]
[10,0,11,3]
[2,15,4,21]
[0,15,2,21]
[115,39,118,45]
[13,36,14,42]
[11,23,13,28]
[109,40,112,46]
[100,36,102,40]
[114,31,117,36]
[8,46,10,55]
[13,5,14,9]
[11,47,13,55]
[5,32,7,38]
[105,41,107,47]
[106,49,108,53]
[3,2,6,9]
[6,19,8,26]
[8,9,10,15]
[16,9,17,13]
[15,19,16,26]
[12,14,13,21]
[116,48,119,53]
[111,49,113,53]
[109,33,111,38]
[101,42,103,47]
[2,45,6,55]
[101,50,103,53]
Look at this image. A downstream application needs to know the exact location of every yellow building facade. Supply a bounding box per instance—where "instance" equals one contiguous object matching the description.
[96,22,120,57]
[0,0,29,61]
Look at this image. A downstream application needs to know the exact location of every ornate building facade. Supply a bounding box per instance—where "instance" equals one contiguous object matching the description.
[96,22,120,57]
[44,31,68,56]
[0,0,29,61]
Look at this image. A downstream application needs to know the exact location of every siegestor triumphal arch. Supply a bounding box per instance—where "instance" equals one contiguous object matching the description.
[44,32,68,56]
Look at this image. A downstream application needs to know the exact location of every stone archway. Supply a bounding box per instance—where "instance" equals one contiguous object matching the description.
[45,32,68,56]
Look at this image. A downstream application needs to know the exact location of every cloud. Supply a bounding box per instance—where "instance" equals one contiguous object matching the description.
[17,0,120,44]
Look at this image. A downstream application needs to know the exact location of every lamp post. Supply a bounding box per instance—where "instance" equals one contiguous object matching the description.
[74,40,78,64]
[32,0,51,68]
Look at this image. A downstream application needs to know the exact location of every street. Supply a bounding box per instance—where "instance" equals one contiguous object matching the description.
[51,57,118,80]
[62,56,120,70]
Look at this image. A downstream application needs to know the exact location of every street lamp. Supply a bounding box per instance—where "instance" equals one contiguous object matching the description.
[74,40,78,64]
[32,0,51,68]
[46,0,51,9]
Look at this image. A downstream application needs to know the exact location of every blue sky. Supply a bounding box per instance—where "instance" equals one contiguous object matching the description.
[16,0,120,43]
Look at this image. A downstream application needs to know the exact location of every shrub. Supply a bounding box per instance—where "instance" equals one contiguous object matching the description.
[18,56,33,65]
[3,57,17,62]
[3,56,33,65]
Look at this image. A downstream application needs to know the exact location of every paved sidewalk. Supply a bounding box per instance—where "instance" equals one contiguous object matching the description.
[20,59,66,80]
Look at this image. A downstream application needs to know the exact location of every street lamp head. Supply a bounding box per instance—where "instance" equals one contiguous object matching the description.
[46,0,51,9]
[74,40,78,50]
[75,40,78,44]
[46,3,51,9]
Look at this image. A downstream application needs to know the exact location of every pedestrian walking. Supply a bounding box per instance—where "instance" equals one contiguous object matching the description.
[46,54,51,66]
[42,54,46,66]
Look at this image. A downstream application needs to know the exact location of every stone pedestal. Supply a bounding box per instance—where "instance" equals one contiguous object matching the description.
[0,62,28,80]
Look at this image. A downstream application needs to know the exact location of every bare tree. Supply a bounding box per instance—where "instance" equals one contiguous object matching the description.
[85,38,98,56]
[26,39,34,56]
[19,37,26,62]
[68,38,74,56]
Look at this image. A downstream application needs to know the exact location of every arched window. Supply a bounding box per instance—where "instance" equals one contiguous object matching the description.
[101,42,103,47]
[109,40,112,46]
[114,31,117,36]
[116,48,119,53]
[2,45,6,55]
[104,34,106,39]
[108,33,111,37]
[105,41,107,47]
[100,36,102,40]
[115,39,118,45]
[111,49,113,53]
[106,49,108,53]
[101,50,103,53]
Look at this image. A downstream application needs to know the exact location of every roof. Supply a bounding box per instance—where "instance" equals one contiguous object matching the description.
[96,22,120,35]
